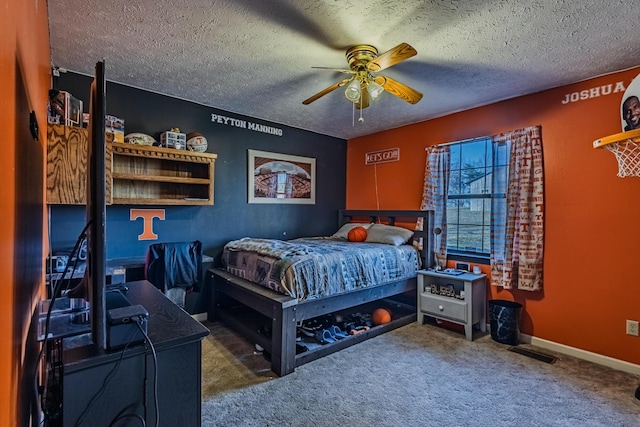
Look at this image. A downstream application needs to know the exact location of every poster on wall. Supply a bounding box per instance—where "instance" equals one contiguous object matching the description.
[621,73,640,132]
[248,149,316,204]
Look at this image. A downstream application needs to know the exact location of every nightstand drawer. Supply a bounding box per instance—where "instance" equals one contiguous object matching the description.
[419,293,467,322]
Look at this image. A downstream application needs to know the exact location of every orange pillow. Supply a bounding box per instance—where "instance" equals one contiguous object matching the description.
[347,226,367,242]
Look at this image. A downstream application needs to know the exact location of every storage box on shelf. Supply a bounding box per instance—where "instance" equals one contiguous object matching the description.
[105,115,125,143]
[48,91,83,127]
[46,124,217,206]
[160,130,186,150]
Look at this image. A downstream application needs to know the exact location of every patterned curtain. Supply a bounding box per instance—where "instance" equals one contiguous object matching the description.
[490,126,544,291]
[419,145,450,269]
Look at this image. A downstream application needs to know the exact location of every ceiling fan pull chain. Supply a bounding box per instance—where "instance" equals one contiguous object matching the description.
[352,101,355,127]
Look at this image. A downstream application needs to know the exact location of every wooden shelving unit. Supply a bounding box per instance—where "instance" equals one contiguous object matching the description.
[110,142,217,205]
[46,124,217,205]
[46,124,111,205]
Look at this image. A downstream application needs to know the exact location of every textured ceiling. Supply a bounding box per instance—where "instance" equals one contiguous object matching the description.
[48,0,640,140]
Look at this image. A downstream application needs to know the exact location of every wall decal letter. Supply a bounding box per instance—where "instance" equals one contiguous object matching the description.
[130,208,165,240]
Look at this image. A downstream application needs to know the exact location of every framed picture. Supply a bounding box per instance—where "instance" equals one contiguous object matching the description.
[248,149,316,204]
[621,72,640,132]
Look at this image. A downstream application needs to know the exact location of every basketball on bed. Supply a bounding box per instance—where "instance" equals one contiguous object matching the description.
[347,226,367,242]
[372,308,392,325]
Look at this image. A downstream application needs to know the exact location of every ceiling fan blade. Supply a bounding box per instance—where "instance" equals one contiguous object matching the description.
[311,67,356,75]
[375,75,423,104]
[302,78,351,105]
[367,43,417,72]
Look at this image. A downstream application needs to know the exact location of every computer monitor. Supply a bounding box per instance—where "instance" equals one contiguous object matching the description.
[86,60,108,350]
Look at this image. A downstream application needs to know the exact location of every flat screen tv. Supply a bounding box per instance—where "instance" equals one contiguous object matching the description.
[87,60,108,350]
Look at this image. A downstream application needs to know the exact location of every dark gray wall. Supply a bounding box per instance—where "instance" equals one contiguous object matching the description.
[51,72,346,266]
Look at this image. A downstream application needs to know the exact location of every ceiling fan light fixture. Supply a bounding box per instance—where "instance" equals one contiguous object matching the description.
[367,80,384,100]
[344,79,361,102]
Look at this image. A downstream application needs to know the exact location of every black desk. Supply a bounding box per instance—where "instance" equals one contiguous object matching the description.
[47,255,214,282]
[45,257,148,284]
[62,280,209,426]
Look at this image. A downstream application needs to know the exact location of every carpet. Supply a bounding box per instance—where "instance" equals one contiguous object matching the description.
[200,321,640,426]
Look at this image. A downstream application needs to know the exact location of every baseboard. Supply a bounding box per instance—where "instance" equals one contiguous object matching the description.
[518,332,640,376]
[192,312,208,322]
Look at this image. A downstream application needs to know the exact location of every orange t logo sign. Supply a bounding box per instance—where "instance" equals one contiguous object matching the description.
[129,209,165,240]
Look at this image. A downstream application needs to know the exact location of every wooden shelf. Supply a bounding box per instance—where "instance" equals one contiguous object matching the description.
[112,198,212,205]
[112,173,210,185]
[110,141,217,162]
[46,125,217,205]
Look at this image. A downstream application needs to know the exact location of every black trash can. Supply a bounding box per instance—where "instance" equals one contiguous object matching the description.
[489,300,522,345]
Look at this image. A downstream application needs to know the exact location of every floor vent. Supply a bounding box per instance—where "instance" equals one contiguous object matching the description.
[508,346,557,364]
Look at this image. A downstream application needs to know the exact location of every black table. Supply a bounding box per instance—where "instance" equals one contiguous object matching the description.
[61,280,209,426]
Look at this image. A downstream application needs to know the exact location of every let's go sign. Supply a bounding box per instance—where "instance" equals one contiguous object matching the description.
[365,147,400,165]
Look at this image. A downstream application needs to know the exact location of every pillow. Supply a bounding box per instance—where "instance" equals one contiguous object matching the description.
[332,222,373,239]
[364,223,414,246]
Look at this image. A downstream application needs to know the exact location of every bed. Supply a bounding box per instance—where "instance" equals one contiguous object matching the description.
[207,210,434,376]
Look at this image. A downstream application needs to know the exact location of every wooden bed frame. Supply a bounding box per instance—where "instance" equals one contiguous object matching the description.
[207,210,434,376]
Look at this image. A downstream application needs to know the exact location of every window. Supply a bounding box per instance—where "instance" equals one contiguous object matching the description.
[446,137,509,257]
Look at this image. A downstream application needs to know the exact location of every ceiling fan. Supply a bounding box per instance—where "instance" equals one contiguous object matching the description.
[302,43,423,110]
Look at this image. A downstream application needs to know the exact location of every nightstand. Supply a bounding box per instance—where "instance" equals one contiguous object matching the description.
[417,270,486,340]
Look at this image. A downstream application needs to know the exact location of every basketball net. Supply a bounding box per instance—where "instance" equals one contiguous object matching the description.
[593,129,640,178]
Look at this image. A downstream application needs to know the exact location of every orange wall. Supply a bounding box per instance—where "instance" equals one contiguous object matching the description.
[348,67,640,366]
[1,0,50,425]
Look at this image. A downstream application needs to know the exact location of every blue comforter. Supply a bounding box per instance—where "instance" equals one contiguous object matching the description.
[222,237,419,301]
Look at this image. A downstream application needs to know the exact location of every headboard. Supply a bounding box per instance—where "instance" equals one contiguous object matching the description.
[338,209,435,270]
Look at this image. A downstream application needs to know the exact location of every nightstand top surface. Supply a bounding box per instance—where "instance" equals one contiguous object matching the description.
[418,269,486,281]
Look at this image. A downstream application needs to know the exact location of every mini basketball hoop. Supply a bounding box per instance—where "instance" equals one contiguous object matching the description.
[593,129,640,178]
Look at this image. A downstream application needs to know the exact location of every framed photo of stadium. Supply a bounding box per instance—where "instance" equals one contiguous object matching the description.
[248,149,316,204]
